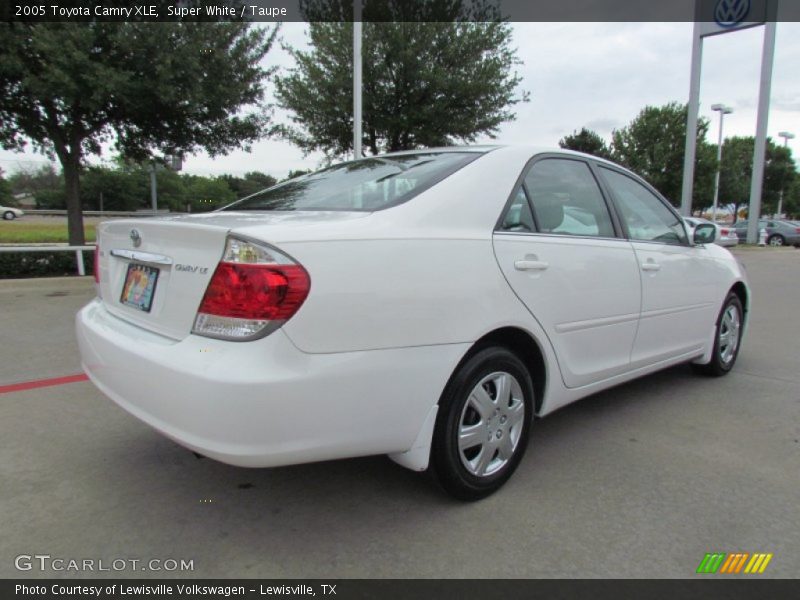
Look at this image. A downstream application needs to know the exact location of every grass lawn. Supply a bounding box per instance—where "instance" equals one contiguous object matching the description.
[0,222,96,244]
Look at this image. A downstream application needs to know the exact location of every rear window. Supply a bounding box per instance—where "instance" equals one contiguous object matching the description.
[222,152,479,212]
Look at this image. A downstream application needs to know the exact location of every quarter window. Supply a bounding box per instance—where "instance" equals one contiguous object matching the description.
[500,188,535,232]
[601,168,688,245]
[524,159,615,238]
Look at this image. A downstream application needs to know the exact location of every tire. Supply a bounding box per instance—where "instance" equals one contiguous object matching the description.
[767,235,785,247]
[2,211,15,220]
[692,293,744,377]
[430,346,534,501]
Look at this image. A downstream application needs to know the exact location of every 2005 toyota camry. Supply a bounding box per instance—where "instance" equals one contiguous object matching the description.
[76,146,749,500]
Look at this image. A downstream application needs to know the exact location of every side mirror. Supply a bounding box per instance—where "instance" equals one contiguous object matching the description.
[694,223,717,245]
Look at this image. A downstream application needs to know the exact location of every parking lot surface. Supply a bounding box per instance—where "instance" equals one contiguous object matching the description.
[1,248,798,578]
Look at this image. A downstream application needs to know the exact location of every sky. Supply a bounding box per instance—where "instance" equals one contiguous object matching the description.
[1,21,799,179]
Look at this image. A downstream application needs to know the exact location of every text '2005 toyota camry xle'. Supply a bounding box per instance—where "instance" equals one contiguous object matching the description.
[76,146,750,500]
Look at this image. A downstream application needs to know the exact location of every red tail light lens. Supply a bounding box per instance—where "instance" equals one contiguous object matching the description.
[795,228,800,234]
[197,262,310,321]
[193,237,310,341]
[720,229,729,236]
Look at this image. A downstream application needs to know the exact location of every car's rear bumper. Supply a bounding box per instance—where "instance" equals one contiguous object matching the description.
[76,299,466,468]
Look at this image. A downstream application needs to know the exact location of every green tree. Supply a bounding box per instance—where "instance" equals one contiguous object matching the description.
[0,14,278,244]
[182,175,236,212]
[276,0,528,158]
[718,136,797,221]
[559,128,612,160]
[0,169,13,205]
[610,102,717,208]
[81,166,147,211]
[221,171,278,199]
[7,164,62,197]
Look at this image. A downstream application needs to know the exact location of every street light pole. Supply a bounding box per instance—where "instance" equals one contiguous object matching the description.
[777,131,795,218]
[710,104,733,223]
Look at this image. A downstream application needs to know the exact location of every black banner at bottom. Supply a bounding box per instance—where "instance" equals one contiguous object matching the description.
[4,579,800,600]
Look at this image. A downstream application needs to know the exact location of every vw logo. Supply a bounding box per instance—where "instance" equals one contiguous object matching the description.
[129,228,142,248]
[714,0,751,27]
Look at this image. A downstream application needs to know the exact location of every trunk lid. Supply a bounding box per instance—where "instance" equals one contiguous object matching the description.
[96,211,368,340]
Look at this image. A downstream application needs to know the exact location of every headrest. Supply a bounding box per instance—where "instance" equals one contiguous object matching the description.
[535,193,564,232]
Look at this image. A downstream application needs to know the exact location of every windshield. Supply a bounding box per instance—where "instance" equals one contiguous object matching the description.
[222,152,480,212]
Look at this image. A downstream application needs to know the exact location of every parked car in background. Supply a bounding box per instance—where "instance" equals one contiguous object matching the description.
[684,217,738,247]
[1,206,24,220]
[734,219,800,247]
[76,147,750,500]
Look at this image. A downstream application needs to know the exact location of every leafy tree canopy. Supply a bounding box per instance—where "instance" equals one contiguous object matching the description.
[610,102,717,208]
[718,136,797,219]
[0,169,13,205]
[559,128,612,160]
[0,12,278,243]
[276,0,529,159]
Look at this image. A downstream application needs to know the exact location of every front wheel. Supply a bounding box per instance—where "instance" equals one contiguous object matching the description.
[2,211,15,221]
[431,347,534,501]
[692,293,744,377]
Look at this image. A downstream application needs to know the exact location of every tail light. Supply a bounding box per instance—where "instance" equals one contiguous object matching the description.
[192,236,310,341]
[720,229,729,236]
[795,228,800,234]
[93,246,100,283]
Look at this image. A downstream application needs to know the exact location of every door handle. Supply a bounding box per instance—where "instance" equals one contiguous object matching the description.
[514,260,549,271]
[641,260,661,272]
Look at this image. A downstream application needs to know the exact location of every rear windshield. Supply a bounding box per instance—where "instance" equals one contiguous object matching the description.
[222,152,479,212]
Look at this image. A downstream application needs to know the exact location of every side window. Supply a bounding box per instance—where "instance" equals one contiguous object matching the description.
[601,168,688,245]
[499,187,535,232]
[524,159,615,238]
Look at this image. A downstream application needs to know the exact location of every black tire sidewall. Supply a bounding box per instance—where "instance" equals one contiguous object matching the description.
[432,346,534,500]
[710,293,744,374]
[768,235,784,246]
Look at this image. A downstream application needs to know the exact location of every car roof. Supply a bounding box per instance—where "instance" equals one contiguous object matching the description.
[378,145,624,168]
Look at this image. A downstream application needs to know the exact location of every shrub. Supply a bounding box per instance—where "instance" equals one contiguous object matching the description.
[0,250,95,279]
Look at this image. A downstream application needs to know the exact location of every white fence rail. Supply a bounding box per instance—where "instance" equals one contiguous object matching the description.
[0,245,96,276]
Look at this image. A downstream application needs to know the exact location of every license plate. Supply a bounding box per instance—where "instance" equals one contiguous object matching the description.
[120,263,160,312]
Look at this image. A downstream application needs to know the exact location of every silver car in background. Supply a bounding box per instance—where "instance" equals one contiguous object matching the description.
[684,217,738,248]
[734,219,800,247]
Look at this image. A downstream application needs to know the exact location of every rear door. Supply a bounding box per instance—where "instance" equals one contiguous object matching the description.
[598,166,721,366]
[493,155,641,389]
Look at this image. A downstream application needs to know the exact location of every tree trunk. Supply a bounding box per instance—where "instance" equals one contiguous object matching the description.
[61,157,85,246]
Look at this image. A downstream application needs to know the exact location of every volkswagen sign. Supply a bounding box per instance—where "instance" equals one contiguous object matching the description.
[714,0,751,27]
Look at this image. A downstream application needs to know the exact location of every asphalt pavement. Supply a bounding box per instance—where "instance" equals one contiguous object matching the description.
[0,248,798,578]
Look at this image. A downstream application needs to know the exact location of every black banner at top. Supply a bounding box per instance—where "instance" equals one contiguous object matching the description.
[3,0,800,23]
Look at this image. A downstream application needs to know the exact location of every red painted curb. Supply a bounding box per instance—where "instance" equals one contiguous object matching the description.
[0,373,89,394]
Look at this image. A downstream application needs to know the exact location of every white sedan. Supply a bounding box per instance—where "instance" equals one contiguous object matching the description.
[76,146,749,500]
[1,205,24,220]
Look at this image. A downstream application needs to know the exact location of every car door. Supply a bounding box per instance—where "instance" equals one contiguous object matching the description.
[493,156,641,389]
[598,166,721,367]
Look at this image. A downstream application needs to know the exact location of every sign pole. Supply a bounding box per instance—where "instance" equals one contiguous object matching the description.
[746,20,777,244]
[353,1,363,160]
[681,22,704,216]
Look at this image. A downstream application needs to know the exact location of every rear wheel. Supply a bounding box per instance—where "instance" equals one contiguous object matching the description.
[2,211,15,221]
[692,293,743,377]
[431,347,533,501]
[768,234,785,247]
